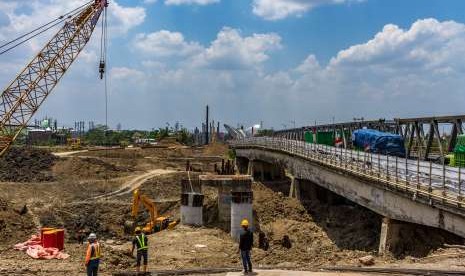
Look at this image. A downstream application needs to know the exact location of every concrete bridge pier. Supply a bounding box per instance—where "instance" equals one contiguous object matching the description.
[247,159,255,178]
[285,171,301,200]
[378,217,401,255]
[235,157,249,175]
[289,178,301,200]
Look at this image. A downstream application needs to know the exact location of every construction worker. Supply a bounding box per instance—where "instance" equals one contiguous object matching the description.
[239,219,253,274]
[85,233,101,276]
[131,227,148,275]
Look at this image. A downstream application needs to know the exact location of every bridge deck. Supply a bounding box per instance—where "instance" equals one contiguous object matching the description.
[231,137,465,208]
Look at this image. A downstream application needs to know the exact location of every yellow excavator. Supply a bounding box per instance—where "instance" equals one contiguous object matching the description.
[125,189,177,234]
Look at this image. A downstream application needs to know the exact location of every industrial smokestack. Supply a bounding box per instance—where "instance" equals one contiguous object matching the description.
[205,105,209,145]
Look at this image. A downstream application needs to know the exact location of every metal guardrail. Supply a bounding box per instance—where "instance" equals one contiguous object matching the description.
[231,137,465,209]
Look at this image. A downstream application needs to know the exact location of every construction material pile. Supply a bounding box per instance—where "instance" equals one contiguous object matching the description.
[14,235,69,260]
[0,147,57,182]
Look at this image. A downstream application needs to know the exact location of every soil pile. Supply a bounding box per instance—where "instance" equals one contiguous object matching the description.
[39,201,132,241]
[54,157,134,180]
[389,223,464,258]
[137,173,184,201]
[202,143,228,156]
[0,197,35,248]
[39,199,180,242]
[0,147,57,182]
[252,182,376,267]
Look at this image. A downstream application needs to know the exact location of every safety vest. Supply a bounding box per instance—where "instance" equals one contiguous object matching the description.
[89,243,101,260]
[135,234,147,251]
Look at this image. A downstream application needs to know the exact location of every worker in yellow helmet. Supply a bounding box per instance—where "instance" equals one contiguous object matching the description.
[239,219,253,274]
[131,227,148,274]
[85,233,101,276]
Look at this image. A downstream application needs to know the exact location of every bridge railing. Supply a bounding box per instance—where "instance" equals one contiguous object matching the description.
[231,137,465,208]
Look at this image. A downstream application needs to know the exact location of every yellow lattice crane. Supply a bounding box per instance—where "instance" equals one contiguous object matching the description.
[0,0,109,157]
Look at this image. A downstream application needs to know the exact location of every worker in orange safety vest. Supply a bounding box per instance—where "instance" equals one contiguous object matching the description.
[85,233,101,276]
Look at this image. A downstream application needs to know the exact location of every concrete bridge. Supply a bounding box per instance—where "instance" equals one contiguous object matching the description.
[230,137,465,254]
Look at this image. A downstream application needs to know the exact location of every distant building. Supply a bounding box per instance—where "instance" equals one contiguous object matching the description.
[26,129,53,145]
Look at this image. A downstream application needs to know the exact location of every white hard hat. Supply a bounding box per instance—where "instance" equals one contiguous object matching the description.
[88,233,97,240]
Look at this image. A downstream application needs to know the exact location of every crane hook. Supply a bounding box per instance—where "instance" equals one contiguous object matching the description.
[99,60,105,79]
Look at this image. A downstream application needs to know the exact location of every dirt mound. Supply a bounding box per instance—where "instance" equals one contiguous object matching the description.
[252,182,376,267]
[81,149,143,159]
[0,198,36,249]
[39,201,132,241]
[202,143,228,156]
[137,172,185,201]
[0,147,57,182]
[39,199,180,242]
[54,157,134,180]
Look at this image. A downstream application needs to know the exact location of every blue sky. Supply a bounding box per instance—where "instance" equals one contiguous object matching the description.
[1,0,465,130]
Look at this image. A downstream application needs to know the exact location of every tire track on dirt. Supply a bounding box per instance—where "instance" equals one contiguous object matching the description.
[91,169,176,200]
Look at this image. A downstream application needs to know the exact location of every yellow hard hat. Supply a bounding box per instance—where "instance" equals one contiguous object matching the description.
[241,219,249,227]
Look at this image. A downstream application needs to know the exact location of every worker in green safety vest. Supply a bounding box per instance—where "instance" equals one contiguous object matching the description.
[131,227,149,274]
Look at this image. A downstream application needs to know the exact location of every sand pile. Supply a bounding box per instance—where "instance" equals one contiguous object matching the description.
[0,147,57,182]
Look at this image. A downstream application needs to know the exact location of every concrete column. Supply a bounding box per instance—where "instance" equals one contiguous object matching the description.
[247,159,254,177]
[231,178,253,241]
[378,217,401,255]
[289,177,301,200]
[259,163,265,181]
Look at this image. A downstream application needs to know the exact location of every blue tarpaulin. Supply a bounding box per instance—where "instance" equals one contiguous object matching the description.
[352,129,405,157]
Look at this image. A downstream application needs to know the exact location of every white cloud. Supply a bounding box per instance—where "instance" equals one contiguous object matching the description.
[134,27,281,70]
[133,30,203,57]
[111,67,145,80]
[253,0,365,20]
[330,18,465,73]
[164,0,220,5]
[191,27,282,70]
[118,18,465,128]
[110,2,146,34]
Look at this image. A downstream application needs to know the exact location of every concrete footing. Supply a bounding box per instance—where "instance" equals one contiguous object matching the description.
[199,175,254,232]
[180,178,204,226]
[180,193,204,226]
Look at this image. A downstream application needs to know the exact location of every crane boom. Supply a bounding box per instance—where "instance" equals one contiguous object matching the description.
[0,0,108,156]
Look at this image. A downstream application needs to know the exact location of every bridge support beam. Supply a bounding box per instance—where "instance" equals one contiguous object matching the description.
[378,217,401,255]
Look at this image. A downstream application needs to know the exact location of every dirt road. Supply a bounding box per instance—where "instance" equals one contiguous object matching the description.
[53,150,89,157]
[91,169,176,199]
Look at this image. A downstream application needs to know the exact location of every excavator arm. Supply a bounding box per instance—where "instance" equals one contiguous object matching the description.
[132,189,159,228]
[129,189,178,234]
[0,0,108,156]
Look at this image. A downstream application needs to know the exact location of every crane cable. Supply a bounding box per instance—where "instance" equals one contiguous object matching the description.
[99,4,110,147]
[0,1,93,56]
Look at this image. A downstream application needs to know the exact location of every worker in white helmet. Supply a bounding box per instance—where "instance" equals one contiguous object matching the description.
[85,233,101,276]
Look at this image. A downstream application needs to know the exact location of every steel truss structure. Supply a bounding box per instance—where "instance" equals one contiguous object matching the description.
[273,115,465,161]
